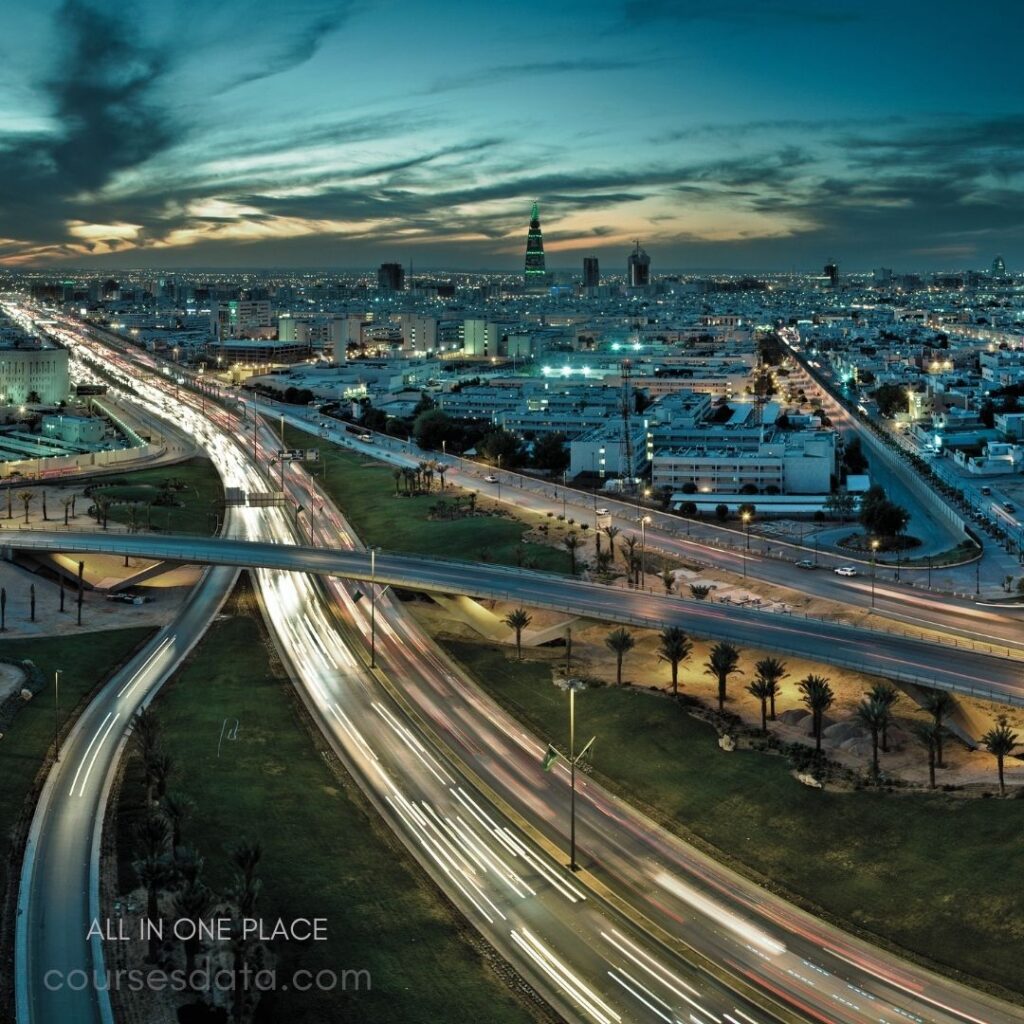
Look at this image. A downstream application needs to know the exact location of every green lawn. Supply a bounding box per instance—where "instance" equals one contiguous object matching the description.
[113,585,541,1024]
[0,628,154,916]
[282,424,571,573]
[439,638,1024,1002]
[91,457,223,535]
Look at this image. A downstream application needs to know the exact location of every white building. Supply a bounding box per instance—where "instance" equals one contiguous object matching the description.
[210,299,273,339]
[0,342,70,404]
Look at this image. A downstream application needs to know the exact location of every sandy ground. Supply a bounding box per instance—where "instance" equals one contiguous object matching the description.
[411,597,1024,796]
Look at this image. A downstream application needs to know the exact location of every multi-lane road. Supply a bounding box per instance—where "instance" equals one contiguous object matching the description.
[12,305,1024,1024]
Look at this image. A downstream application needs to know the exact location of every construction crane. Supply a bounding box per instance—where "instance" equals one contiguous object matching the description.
[620,358,634,492]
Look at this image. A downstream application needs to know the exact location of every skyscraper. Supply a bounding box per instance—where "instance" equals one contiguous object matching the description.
[524,202,547,291]
[378,263,405,292]
[627,241,650,288]
[992,255,1007,278]
[824,261,839,288]
[583,257,600,289]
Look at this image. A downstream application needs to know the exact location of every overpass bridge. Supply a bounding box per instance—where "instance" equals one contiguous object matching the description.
[4,529,1022,707]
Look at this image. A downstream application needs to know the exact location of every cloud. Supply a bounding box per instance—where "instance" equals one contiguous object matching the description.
[619,0,858,26]
[427,58,646,94]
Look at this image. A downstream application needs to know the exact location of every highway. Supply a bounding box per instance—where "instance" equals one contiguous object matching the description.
[7,529,1024,706]
[14,305,1024,1024]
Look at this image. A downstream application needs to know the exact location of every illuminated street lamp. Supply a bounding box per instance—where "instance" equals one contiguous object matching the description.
[870,537,880,608]
[742,510,751,577]
[370,546,380,668]
[637,514,651,588]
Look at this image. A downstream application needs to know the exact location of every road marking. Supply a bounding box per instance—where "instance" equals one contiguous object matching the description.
[75,712,121,798]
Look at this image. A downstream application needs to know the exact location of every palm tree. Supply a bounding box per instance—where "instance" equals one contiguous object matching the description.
[437,464,448,490]
[133,854,174,962]
[605,627,635,685]
[392,469,402,495]
[868,681,899,751]
[595,550,614,576]
[17,490,32,524]
[981,716,1018,796]
[131,707,162,761]
[753,657,788,721]
[61,496,72,526]
[798,674,834,753]
[602,524,620,559]
[855,697,889,777]
[150,751,175,802]
[162,793,195,850]
[659,568,675,594]
[231,839,263,918]
[133,813,171,861]
[563,532,582,575]
[704,641,742,713]
[746,678,774,733]
[911,721,940,788]
[173,880,212,981]
[657,626,692,698]
[623,534,638,583]
[503,607,532,660]
[923,689,956,768]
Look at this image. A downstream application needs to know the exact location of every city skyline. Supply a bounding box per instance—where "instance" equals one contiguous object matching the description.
[1,0,1023,271]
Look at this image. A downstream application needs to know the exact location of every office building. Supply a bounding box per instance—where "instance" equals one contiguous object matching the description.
[524,202,547,291]
[824,262,839,289]
[627,242,650,288]
[378,263,405,292]
[210,298,273,339]
[583,257,600,289]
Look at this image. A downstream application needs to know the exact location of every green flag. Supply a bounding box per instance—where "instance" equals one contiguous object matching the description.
[541,744,560,772]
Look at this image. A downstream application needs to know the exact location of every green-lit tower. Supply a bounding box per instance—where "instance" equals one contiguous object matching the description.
[524,201,547,291]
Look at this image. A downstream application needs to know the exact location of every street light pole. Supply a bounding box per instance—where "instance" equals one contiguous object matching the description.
[54,669,61,762]
[638,515,650,588]
[370,547,378,668]
[871,538,879,608]
[742,511,751,577]
[569,683,576,871]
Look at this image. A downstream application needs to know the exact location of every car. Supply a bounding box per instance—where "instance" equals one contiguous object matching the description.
[1005,502,1016,513]
[795,559,816,569]
[595,507,610,516]
[483,474,497,483]
[834,566,858,577]
[981,486,992,496]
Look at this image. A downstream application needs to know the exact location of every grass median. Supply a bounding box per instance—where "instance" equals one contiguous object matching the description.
[282,424,569,573]
[92,456,223,535]
[438,637,1024,1003]
[111,582,542,1024]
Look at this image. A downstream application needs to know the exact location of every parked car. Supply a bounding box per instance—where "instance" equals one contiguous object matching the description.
[980,486,992,496]
[595,507,610,515]
[795,559,816,569]
[484,474,497,483]
[834,566,858,577]
[1004,502,1016,513]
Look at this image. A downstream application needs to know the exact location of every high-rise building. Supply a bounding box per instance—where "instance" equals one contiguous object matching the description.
[627,241,650,288]
[824,262,839,288]
[524,201,547,291]
[378,263,405,292]
[992,255,1007,278]
[583,257,600,289]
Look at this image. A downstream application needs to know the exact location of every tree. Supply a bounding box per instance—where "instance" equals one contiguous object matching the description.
[657,626,692,698]
[858,484,909,539]
[981,716,1018,796]
[479,428,526,468]
[602,525,620,559]
[855,697,889,777]
[922,689,956,768]
[689,583,711,600]
[173,880,213,982]
[17,490,32,524]
[605,627,636,685]
[622,534,638,578]
[131,707,162,762]
[874,383,909,418]
[704,642,742,713]
[868,682,898,751]
[798,674,834,753]
[753,657,788,720]
[824,490,856,523]
[911,721,940,788]
[842,436,868,474]
[659,568,675,594]
[392,469,403,496]
[714,503,729,522]
[747,678,775,733]
[532,432,570,474]
[563,532,582,575]
[133,854,174,962]
[503,607,532,660]
[595,549,614,575]
[412,409,457,451]
[162,793,195,850]
[737,502,756,520]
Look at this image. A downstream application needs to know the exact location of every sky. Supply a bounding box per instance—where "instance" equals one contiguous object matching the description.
[1,0,1023,272]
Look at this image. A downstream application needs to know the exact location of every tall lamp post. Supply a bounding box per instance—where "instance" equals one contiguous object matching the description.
[742,511,751,578]
[542,679,595,872]
[638,514,651,588]
[370,546,380,668]
[870,537,879,608]
[54,669,61,762]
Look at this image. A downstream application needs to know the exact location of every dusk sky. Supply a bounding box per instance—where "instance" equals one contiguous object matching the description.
[2,0,1022,272]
